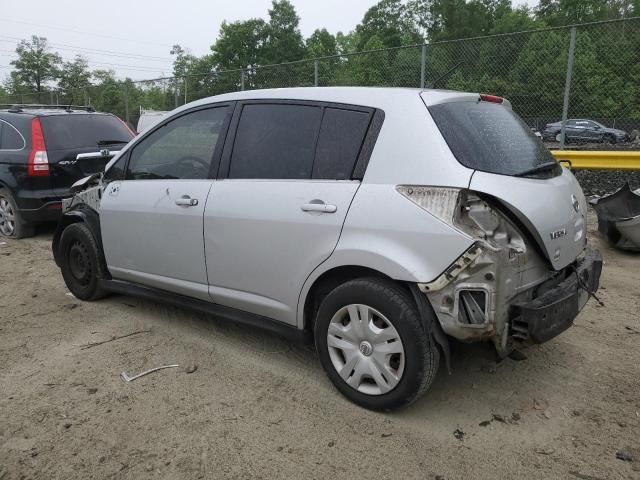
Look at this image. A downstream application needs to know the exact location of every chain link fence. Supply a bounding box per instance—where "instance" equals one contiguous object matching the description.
[2,17,639,149]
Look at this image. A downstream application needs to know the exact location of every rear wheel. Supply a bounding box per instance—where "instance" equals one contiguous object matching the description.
[0,188,34,239]
[603,133,616,145]
[59,222,108,301]
[314,278,439,411]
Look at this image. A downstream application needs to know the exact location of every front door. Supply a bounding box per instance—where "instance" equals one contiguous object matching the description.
[100,105,231,301]
[204,102,374,325]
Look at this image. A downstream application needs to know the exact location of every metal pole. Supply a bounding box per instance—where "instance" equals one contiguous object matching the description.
[184,77,187,104]
[83,89,88,106]
[420,44,427,89]
[240,69,245,91]
[560,26,577,150]
[174,80,178,108]
[314,60,319,87]
[50,90,54,105]
[124,85,130,125]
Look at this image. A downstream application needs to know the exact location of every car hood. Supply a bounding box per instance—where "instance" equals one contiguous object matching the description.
[601,127,627,135]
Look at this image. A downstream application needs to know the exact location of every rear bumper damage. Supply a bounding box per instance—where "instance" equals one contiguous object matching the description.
[510,249,602,344]
[419,240,602,357]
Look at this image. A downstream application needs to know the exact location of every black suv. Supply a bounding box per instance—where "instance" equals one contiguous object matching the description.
[0,105,135,238]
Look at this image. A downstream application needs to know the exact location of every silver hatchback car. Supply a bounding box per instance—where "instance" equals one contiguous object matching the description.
[53,87,602,410]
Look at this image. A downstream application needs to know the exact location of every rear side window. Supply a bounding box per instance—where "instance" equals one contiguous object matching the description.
[313,108,370,180]
[40,114,133,150]
[0,120,25,150]
[229,104,322,179]
[429,101,557,176]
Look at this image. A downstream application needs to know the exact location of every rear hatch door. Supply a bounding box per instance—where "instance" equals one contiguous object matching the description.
[425,95,587,270]
[40,113,134,196]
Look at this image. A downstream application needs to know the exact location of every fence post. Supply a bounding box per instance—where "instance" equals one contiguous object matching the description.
[174,81,179,108]
[560,26,577,150]
[184,77,187,104]
[123,84,130,125]
[240,69,245,91]
[420,44,427,89]
[314,60,319,87]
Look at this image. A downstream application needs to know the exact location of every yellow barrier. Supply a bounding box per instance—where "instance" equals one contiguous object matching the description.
[550,150,640,171]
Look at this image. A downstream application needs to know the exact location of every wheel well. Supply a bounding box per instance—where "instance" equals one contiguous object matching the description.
[303,266,410,332]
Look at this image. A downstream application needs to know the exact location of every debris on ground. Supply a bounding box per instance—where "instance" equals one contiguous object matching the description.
[590,183,640,251]
[120,364,179,383]
[185,364,198,374]
[80,330,151,350]
[534,447,555,455]
[453,428,465,440]
[615,450,634,462]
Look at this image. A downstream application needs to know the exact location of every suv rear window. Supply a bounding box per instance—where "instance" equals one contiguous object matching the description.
[40,114,133,151]
[428,101,557,176]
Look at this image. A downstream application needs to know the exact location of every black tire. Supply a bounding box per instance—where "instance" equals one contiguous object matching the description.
[603,134,616,145]
[59,222,108,301]
[314,277,439,411]
[0,188,35,239]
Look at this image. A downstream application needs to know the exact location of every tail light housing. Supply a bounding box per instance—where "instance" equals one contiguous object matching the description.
[479,94,503,104]
[28,118,49,176]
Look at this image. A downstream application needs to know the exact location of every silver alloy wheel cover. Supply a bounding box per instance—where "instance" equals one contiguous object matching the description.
[0,197,15,236]
[326,304,405,395]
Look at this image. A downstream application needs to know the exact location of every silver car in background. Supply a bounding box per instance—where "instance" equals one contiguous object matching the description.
[53,87,602,411]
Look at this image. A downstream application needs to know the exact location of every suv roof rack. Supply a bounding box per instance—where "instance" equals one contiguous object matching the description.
[0,104,96,113]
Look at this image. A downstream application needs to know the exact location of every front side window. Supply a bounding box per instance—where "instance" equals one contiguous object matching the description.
[127,107,228,180]
[229,104,322,179]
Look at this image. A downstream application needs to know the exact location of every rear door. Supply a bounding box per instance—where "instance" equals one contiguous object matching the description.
[100,104,232,300]
[40,113,134,196]
[204,101,373,324]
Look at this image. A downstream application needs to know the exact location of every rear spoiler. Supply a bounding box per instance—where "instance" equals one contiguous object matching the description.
[76,150,120,161]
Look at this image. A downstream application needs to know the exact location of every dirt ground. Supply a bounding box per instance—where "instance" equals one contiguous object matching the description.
[1,212,639,480]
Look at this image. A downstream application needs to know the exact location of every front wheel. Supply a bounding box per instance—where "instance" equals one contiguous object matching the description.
[314,278,439,411]
[59,222,108,301]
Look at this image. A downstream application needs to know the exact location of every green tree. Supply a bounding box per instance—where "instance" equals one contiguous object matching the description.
[355,0,422,50]
[10,36,61,99]
[263,0,305,63]
[57,55,92,103]
[305,29,338,58]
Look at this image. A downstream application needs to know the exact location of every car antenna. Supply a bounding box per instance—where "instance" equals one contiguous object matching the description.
[430,62,462,89]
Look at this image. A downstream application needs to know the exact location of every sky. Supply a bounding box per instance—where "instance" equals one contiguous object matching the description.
[0,0,538,81]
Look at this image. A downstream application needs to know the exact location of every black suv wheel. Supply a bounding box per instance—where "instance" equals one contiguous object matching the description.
[314,277,439,411]
[59,222,108,301]
[0,188,34,239]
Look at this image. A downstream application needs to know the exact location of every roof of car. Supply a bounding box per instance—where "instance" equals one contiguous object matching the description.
[0,106,110,117]
[179,87,480,114]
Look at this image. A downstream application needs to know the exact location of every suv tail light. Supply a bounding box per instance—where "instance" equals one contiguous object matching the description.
[28,117,49,176]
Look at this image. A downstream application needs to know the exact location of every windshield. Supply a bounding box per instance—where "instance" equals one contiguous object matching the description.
[40,114,134,151]
[429,101,558,177]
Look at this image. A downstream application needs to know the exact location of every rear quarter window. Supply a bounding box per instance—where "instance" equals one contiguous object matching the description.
[429,101,557,176]
[313,108,371,180]
[0,120,25,150]
[40,114,133,151]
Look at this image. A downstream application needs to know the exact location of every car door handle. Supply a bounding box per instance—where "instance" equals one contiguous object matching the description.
[301,202,337,213]
[175,196,199,207]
